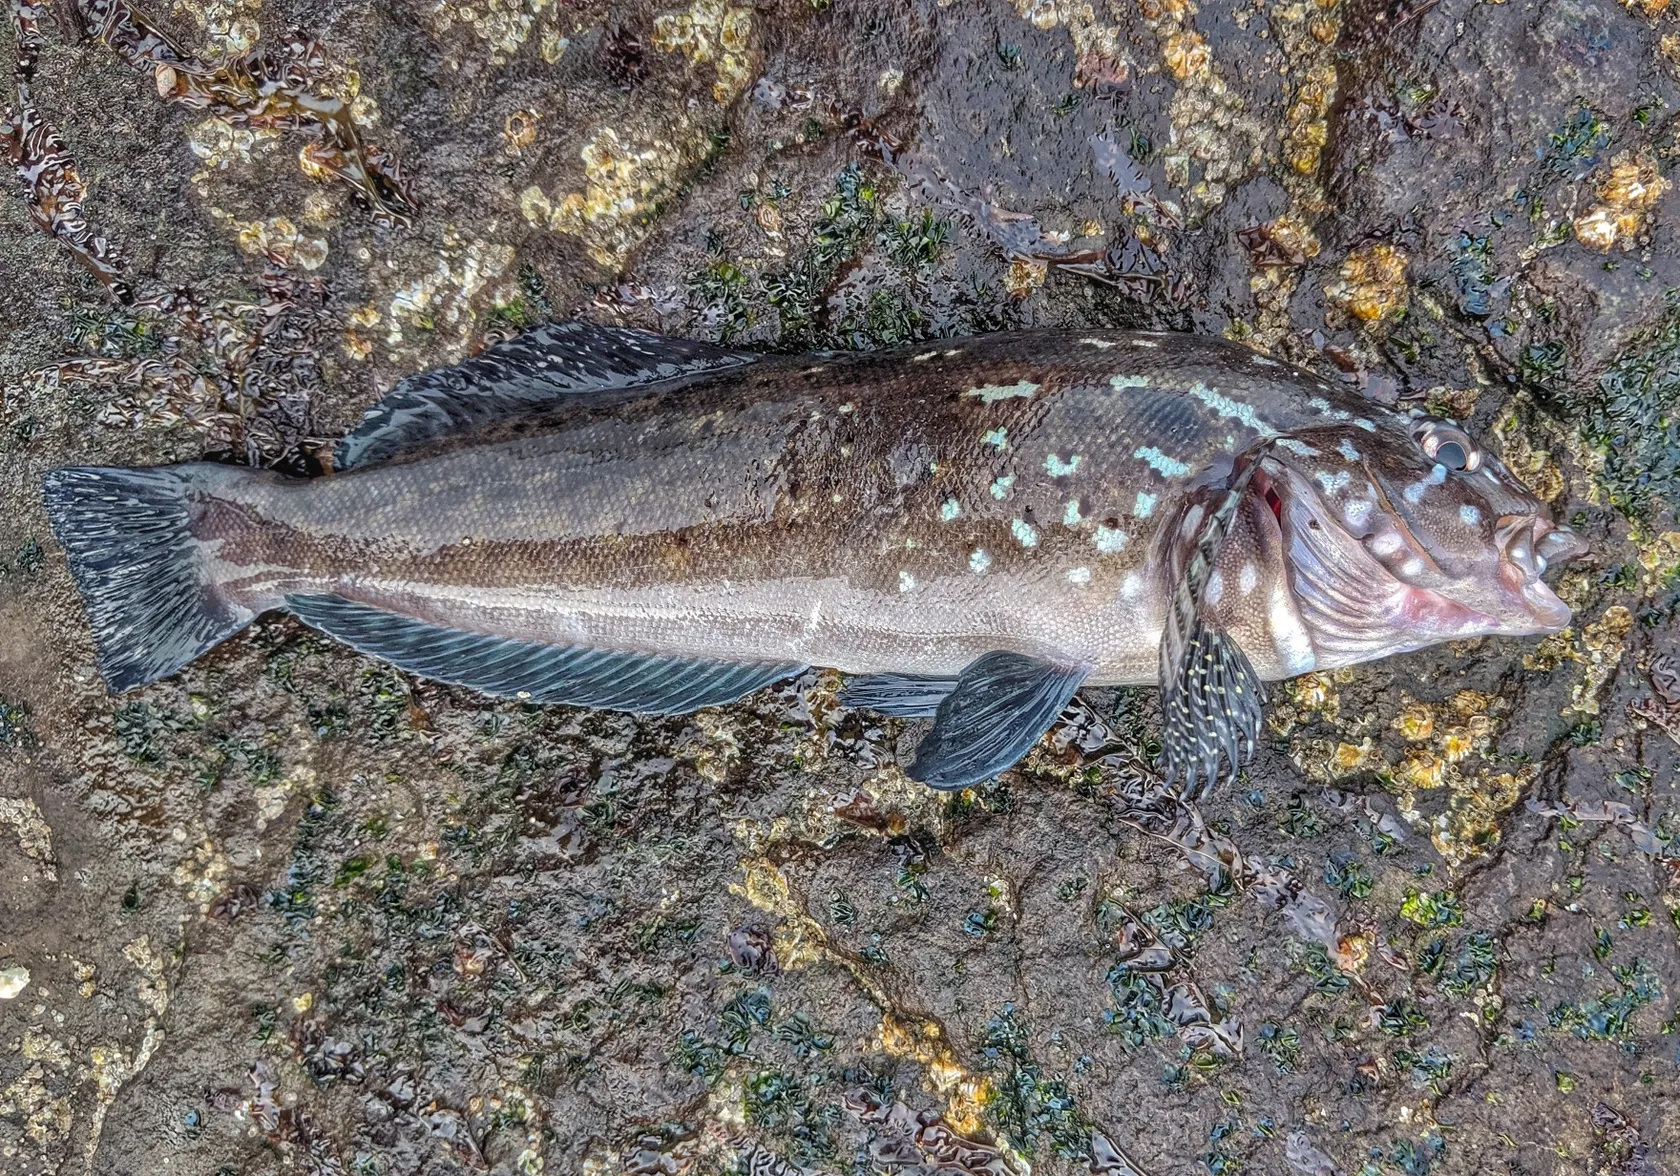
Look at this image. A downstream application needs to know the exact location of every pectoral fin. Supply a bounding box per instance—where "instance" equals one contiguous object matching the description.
[907,651,1088,790]
[1158,443,1273,797]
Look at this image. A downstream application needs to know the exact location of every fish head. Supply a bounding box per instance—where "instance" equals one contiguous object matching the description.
[1252,413,1587,667]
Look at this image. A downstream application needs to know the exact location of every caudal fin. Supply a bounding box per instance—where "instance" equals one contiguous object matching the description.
[41,465,254,692]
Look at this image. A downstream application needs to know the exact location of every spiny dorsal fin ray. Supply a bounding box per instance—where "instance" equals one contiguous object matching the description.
[334,322,757,470]
[285,593,803,713]
[1157,441,1275,798]
[907,651,1089,790]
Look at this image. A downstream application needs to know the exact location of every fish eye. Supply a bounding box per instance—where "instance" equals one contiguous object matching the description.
[1415,421,1479,472]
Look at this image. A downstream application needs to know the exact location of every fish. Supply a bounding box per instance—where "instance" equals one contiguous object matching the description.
[41,323,1587,794]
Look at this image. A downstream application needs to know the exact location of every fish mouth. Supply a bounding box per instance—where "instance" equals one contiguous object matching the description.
[1492,514,1587,633]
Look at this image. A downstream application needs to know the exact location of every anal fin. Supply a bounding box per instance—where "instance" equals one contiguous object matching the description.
[285,594,803,713]
[840,672,958,718]
[907,651,1088,790]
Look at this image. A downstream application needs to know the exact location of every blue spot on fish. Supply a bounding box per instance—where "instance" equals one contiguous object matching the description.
[964,380,1041,403]
[1045,453,1084,477]
[1012,518,1039,548]
[1134,490,1157,518]
[990,475,1015,500]
[940,497,962,522]
[983,427,1008,449]
[1132,446,1192,478]
[1094,524,1129,554]
[970,549,992,574]
[1460,504,1482,526]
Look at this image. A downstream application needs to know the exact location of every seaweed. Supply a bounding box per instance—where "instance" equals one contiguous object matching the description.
[83,0,413,226]
[1,0,129,297]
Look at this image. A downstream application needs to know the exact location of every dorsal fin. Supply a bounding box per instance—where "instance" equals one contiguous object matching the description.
[334,322,758,470]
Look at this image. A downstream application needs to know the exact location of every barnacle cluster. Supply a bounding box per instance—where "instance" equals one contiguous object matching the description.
[520,126,689,269]
[1324,242,1410,324]
[1137,0,1268,218]
[1009,0,1131,88]
[651,0,757,105]
[1573,153,1670,253]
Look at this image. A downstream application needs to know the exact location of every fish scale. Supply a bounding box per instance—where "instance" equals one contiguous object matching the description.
[42,323,1585,793]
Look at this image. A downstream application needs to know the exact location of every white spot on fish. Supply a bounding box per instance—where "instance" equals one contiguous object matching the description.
[1316,470,1352,494]
[969,548,991,574]
[1252,354,1281,367]
[1206,569,1225,605]
[1270,587,1316,675]
[1344,498,1373,529]
[1109,374,1151,391]
[1045,453,1084,476]
[838,402,855,414]
[1371,532,1404,556]
[983,427,1009,449]
[1011,518,1039,547]
[1278,439,1321,457]
[1063,500,1083,526]
[1337,439,1363,462]
[1354,418,1377,433]
[1187,380,1276,435]
[899,570,917,593]
[965,380,1041,403]
[805,600,822,634]
[831,492,844,503]
[990,475,1015,500]
[1121,572,1143,599]
[1403,481,1429,504]
[1067,566,1092,584]
[1460,504,1481,526]
[1426,463,1448,485]
[1307,396,1354,423]
[1130,338,1161,349]
[1240,563,1258,594]
[912,350,939,362]
[940,497,962,522]
[1133,446,1192,478]
[1134,490,1158,518]
[1094,524,1129,554]
[1082,337,1119,349]
[943,348,961,357]
[805,365,827,374]
[1402,557,1424,577]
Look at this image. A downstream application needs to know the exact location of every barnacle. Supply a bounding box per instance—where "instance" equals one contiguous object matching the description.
[1325,244,1410,324]
[1575,154,1669,253]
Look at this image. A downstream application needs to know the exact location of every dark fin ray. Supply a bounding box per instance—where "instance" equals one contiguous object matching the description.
[284,594,802,713]
[907,651,1088,790]
[41,464,254,692]
[840,672,958,718]
[335,322,757,469]
[1157,442,1274,797]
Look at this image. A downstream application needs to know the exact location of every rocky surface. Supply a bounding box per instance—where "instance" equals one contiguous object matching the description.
[3,0,1680,1173]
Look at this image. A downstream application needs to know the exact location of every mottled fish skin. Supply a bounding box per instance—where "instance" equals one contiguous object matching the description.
[173,329,1576,688]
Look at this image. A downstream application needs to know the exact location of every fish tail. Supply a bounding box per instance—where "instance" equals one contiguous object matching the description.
[41,464,257,693]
